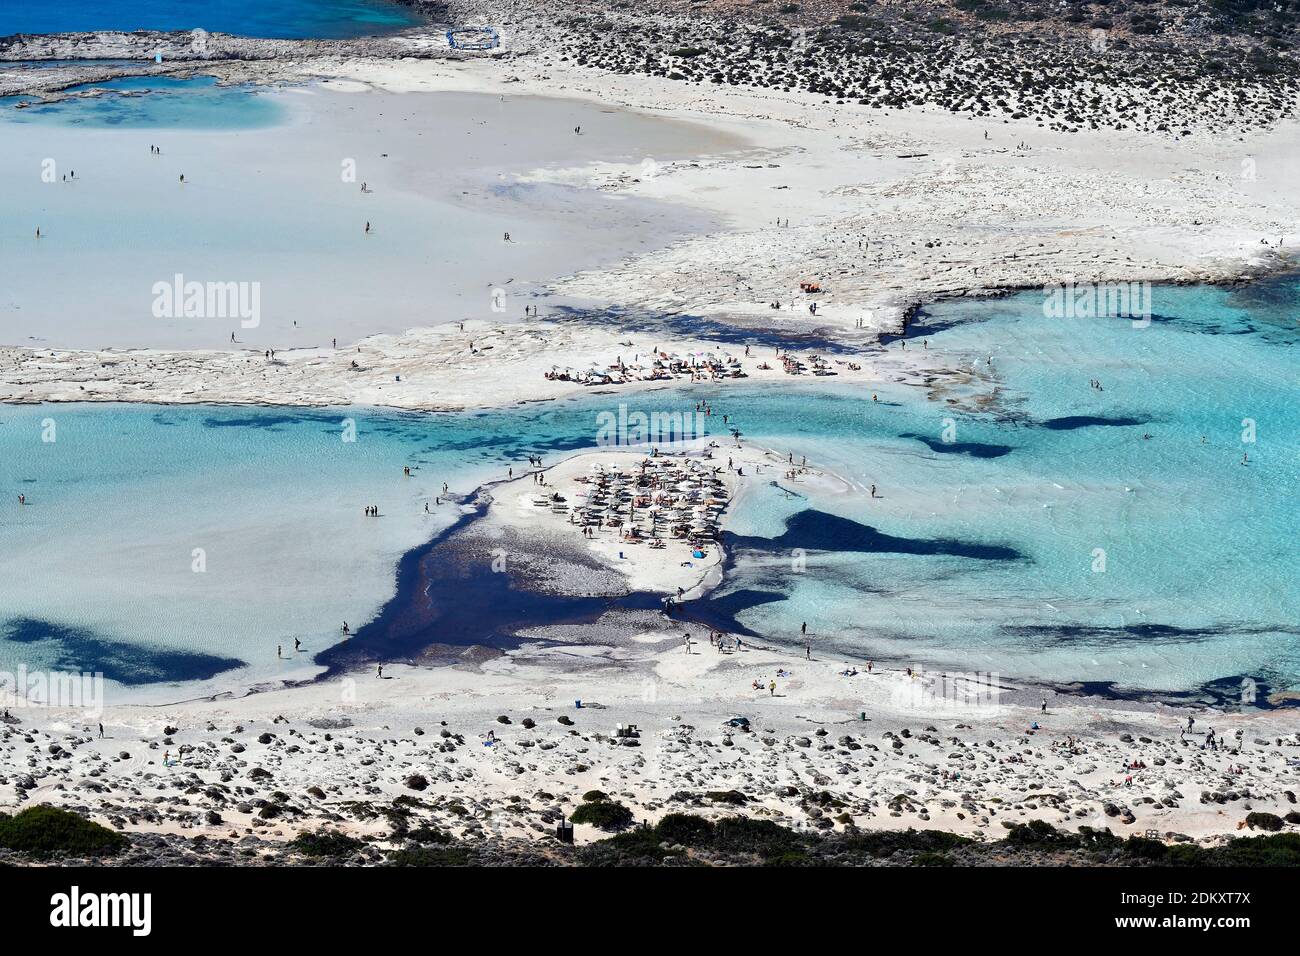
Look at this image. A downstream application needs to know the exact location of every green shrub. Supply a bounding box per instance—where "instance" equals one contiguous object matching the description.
[656,813,715,847]
[1122,836,1168,860]
[1245,812,1284,832]
[705,790,748,805]
[388,845,471,866]
[289,829,365,857]
[0,806,126,859]
[405,825,453,845]
[1004,819,1077,847]
[1164,843,1207,866]
[713,817,806,859]
[582,789,609,803]
[569,800,635,831]
[1209,832,1300,866]
[842,828,972,858]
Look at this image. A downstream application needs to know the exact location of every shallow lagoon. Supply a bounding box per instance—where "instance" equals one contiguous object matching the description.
[704,279,1299,699]
[1,278,1295,700]
[0,83,740,349]
[0,76,287,129]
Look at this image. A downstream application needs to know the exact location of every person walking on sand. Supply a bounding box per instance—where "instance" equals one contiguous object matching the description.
[342,621,350,635]
[98,722,104,739]
[277,644,282,659]
[294,637,301,652]
[805,643,811,661]
[683,633,691,654]
[769,679,776,697]
[1040,698,1047,714]
[377,664,384,678]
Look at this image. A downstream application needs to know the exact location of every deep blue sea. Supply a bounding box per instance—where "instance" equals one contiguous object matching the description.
[1,278,1296,699]
[0,0,425,40]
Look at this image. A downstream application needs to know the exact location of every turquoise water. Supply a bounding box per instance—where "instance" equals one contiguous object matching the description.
[0,0,424,40]
[0,76,286,129]
[0,401,600,695]
[701,278,1299,697]
[0,278,1295,697]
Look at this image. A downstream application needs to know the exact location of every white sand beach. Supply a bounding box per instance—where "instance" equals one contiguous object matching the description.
[5,611,1298,849]
[4,442,1296,849]
[0,319,878,409]
[6,50,1300,405]
[2,4,1299,860]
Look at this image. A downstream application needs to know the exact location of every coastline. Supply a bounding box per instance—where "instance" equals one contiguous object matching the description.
[5,48,1300,399]
[7,4,1300,390]
[3,6,1299,859]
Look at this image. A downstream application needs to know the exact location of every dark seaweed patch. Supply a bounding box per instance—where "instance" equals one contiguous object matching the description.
[1,617,244,684]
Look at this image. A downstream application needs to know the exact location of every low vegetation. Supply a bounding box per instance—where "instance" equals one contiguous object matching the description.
[288,829,366,858]
[0,805,127,859]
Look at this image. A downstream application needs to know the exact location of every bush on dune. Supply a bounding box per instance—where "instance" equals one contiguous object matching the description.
[388,845,472,866]
[0,805,127,859]
[569,800,635,831]
[289,829,365,858]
